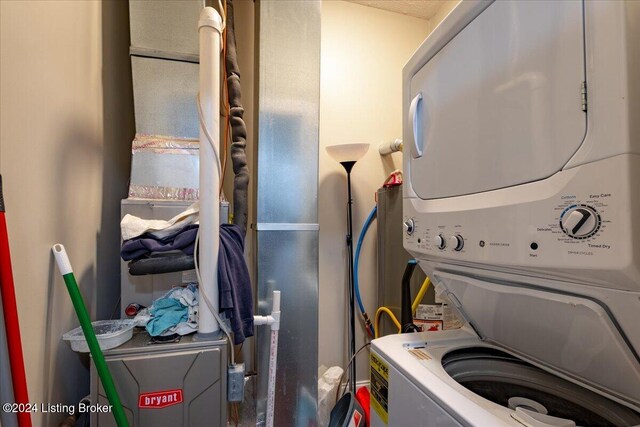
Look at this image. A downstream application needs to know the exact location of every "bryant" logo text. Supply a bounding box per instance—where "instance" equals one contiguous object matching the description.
[138,389,184,409]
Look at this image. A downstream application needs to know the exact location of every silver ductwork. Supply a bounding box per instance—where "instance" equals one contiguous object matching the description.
[254,1,321,425]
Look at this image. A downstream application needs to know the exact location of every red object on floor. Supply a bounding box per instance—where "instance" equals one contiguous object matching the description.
[0,176,32,427]
[355,386,371,427]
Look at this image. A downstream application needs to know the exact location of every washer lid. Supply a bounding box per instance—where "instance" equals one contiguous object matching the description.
[431,270,640,407]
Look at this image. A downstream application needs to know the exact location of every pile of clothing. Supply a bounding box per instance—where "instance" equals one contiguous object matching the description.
[120,203,254,344]
[133,284,199,337]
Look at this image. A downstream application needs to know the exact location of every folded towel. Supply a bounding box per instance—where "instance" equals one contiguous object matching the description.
[120,225,198,261]
[120,201,199,241]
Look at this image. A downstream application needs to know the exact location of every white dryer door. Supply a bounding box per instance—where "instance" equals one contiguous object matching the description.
[409,0,586,200]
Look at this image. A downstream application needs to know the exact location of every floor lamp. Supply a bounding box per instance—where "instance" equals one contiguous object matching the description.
[326,143,370,392]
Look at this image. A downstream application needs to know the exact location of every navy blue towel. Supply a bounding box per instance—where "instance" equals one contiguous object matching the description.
[218,224,254,344]
[120,224,198,261]
[120,223,254,345]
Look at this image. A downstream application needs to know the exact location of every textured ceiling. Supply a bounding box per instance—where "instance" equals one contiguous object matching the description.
[344,0,452,20]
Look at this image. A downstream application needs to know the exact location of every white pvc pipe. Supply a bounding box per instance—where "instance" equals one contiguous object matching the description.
[266,329,279,427]
[378,138,403,156]
[198,7,223,336]
[266,291,281,427]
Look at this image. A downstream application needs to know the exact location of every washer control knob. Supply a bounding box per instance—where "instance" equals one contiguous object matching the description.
[560,205,601,239]
[449,235,464,251]
[433,234,446,250]
[403,219,415,235]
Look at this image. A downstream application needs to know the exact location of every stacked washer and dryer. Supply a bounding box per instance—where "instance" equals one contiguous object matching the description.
[371,1,640,426]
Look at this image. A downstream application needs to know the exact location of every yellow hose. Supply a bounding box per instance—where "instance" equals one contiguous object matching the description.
[374,277,431,339]
[412,277,431,315]
[374,307,401,339]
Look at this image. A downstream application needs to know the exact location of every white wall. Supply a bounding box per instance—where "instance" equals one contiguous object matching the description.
[318,1,432,381]
[0,1,133,425]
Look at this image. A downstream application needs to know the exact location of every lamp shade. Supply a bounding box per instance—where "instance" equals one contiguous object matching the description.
[326,143,370,163]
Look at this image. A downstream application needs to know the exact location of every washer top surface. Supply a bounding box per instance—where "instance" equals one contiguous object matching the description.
[372,329,640,427]
[428,269,640,408]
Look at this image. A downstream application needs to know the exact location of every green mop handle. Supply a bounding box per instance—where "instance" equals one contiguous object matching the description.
[52,244,129,427]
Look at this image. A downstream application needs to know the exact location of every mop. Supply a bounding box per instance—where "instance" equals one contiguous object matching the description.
[0,175,31,427]
[0,289,18,427]
[52,244,129,427]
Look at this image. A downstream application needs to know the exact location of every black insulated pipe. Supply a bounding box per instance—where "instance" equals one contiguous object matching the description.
[225,0,249,236]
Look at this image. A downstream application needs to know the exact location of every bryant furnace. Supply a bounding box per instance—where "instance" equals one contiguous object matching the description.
[90,333,227,426]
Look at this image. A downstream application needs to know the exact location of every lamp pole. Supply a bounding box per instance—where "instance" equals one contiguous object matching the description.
[326,143,369,393]
[341,161,357,392]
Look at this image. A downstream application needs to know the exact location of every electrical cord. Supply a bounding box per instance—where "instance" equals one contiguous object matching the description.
[336,342,372,402]
[195,46,231,357]
[197,93,223,182]
[109,296,121,320]
[231,402,239,426]
[196,62,233,362]
[220,0,230,195]
[235,342,244,360]
[216,0,226,30]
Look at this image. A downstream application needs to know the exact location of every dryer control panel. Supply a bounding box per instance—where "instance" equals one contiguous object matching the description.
[559,204,602,239]
[405,194,613,258]
[403,155,639,291]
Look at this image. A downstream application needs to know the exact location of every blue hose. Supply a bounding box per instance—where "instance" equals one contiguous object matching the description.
[354,206,377,336]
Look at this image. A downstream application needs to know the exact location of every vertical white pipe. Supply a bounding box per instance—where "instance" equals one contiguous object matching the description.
[266,291,281,427]
[266,330,279,427]
[198,7,222,336]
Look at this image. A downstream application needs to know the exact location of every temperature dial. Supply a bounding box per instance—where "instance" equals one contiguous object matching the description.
[433,234,446,250]
[560,204,601,239]
[403,219,415,235]
[449,235,464,251]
